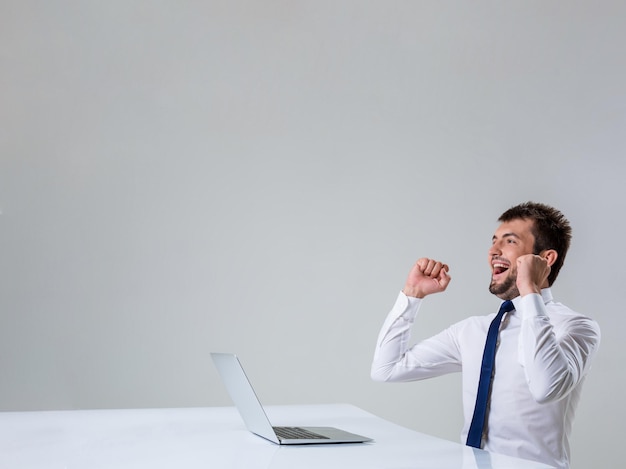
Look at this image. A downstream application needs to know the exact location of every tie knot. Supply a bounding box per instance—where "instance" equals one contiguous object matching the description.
[499,300,515,314]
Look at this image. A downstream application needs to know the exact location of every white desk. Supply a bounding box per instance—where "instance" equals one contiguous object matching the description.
[1,404,553,468]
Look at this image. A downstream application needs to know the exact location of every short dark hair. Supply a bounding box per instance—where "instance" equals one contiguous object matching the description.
[498,202,572,286]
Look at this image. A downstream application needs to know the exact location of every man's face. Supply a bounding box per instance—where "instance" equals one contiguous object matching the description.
[488,218,537,300]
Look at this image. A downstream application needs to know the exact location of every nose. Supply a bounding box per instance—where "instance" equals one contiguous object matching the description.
[489,242,501,257]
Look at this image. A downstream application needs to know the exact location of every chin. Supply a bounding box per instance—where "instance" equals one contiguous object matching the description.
[489,278,519,300]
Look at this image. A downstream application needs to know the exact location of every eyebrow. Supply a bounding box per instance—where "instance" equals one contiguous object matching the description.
[492,232,522,241]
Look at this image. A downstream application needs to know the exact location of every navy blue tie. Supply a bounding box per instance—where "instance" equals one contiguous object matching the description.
[466,300,515,448]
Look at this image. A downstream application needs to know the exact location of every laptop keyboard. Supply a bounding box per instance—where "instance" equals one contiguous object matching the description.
[273,426,330,440]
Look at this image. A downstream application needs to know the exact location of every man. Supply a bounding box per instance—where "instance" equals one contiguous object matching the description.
[371,202,600,469]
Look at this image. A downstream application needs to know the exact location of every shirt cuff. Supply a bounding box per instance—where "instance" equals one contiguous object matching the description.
[516,292,549,320]
[388,291,422,320]
[400,290,422,307]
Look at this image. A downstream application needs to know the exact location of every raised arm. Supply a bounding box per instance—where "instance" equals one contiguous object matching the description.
[515,254,601,403]
[371,258,460,382]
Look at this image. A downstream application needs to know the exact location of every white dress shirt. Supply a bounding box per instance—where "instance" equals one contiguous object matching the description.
[371,288,601,469]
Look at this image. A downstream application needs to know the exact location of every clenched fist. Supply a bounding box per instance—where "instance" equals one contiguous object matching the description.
[515,254,552,296]
[403,258,451,299]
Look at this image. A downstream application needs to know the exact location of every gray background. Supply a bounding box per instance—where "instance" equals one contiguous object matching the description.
[1,2,623,468]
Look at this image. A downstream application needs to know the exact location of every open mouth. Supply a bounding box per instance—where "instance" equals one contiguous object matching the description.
[492,261,510,278]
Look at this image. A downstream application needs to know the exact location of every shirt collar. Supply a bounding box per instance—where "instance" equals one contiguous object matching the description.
[511,287,553,311]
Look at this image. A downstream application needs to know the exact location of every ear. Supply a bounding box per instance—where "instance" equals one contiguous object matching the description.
[540,249,558,267]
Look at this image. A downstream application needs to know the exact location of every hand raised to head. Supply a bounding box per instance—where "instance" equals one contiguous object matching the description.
[515,253,553,296]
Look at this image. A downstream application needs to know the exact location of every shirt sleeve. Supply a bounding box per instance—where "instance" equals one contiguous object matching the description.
[517,293,601,404]
[371,292,462,382]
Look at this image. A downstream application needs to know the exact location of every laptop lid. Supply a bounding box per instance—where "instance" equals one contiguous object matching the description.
[211,353,372,445]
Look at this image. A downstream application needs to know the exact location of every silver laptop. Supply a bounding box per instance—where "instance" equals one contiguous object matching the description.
[211,352,372,445]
